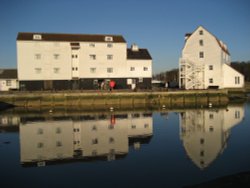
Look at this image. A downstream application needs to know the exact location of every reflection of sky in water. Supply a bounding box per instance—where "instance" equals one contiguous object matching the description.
[0,103,249,188]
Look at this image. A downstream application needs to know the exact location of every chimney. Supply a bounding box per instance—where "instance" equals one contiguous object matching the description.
[131,43,139,52]
[185,33,192,41]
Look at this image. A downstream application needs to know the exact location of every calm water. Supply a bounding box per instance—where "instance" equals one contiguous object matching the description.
[0,102,250,188]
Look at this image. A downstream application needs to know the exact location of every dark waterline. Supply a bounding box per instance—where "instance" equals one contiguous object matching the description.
[0,103,250,188]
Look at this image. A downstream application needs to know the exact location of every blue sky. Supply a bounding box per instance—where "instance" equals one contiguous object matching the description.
[0,0,250,73]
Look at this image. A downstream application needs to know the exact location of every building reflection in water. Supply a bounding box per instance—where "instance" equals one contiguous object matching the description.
[179,105,244,169]
[19,112,153,167]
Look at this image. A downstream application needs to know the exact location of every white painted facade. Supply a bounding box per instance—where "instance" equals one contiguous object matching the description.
[17,41,129,80]
[180,105,244,169]
[0,69,19,91]
[0,79,19,91]
[17,33,152,90]
[179,26,244,89]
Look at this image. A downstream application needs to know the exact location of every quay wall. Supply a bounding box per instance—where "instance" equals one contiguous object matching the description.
[0,90,229,110]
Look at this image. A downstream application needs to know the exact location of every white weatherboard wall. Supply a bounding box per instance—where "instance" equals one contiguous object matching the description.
[0,79,19,91]
[17,40,151,80]
[127,60,152,78]
[223,64,244,88]
[17,41,72,81]
[78,42,127,78]
[180,26,244,89]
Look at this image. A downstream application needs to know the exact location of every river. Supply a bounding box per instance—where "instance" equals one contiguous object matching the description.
[0,102,249,187]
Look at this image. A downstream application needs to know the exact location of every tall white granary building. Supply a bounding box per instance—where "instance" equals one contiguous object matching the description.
[179,26,244,90]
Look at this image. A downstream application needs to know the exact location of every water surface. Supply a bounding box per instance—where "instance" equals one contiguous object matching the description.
[0,103,249,187]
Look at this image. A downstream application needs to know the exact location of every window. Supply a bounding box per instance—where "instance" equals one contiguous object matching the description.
[107,54,113,60]
[199,30,203,35]
[37,128,43,134]
[209,113,214,119]
[33,34,42,40]
[139,77,143,83]
[199,40,203,46]
[35,68,42,74]
[209,65,213,70]
[144,123,149,128]
[35,54,41,60]
[37,142,44,148]
[90,68,96,73]
[54,54,60,60]
[235,111,240,119]
[130,67,135,71]
[235,76,240,84]
[72,67,78,71]
[73,128,80,132]
[92,125,97,131]
[200,150,204,157]
[90,54,96,60]
[56,127,61,134]
[72,54,78,58]
[199,51,204,58]
[56,141,62,147]
[209,78,213,84]
[143,67,148,71]
[6,80,11,86]
[92,138,98,145]
[200,138,204,144]
[107,67,113,73]
[105,36,113,42]
[109,137,115,144]
[131,125,136,129]
[54,68,60,74]
[107,43,113,48]
[89,43,95,47]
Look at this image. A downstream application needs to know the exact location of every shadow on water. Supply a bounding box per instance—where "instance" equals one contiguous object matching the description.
[0,101,15,111]
[184,171,250,188]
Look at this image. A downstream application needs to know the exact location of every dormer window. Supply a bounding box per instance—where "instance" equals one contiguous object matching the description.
[105,36,113,42]
[33,34,42,40]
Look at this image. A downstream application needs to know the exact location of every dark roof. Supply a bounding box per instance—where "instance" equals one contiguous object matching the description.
[0,69,17,79]
[216,38,230,55]
[127,49,152,60]
[17,32,126,43]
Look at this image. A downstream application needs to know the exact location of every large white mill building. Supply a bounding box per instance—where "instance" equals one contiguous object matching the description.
[17,33,152,91]
[179,26,244,90]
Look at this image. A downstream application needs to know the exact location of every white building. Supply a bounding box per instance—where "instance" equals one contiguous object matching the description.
[20,112,153,166]
[180,105,244,169]
[179,26,244,89]
[0,69,19,91]
[17,33,152,90]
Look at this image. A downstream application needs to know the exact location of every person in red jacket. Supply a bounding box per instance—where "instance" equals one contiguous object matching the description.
[109,80,116,91]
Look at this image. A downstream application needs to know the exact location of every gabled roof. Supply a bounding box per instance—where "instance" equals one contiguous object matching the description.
[127,49,152,60]
[185,26,230,55]
[0,69,17,79]
[17,32,126,43]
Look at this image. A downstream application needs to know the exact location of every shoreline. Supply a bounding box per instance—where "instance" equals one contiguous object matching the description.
[1,89,246,110]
